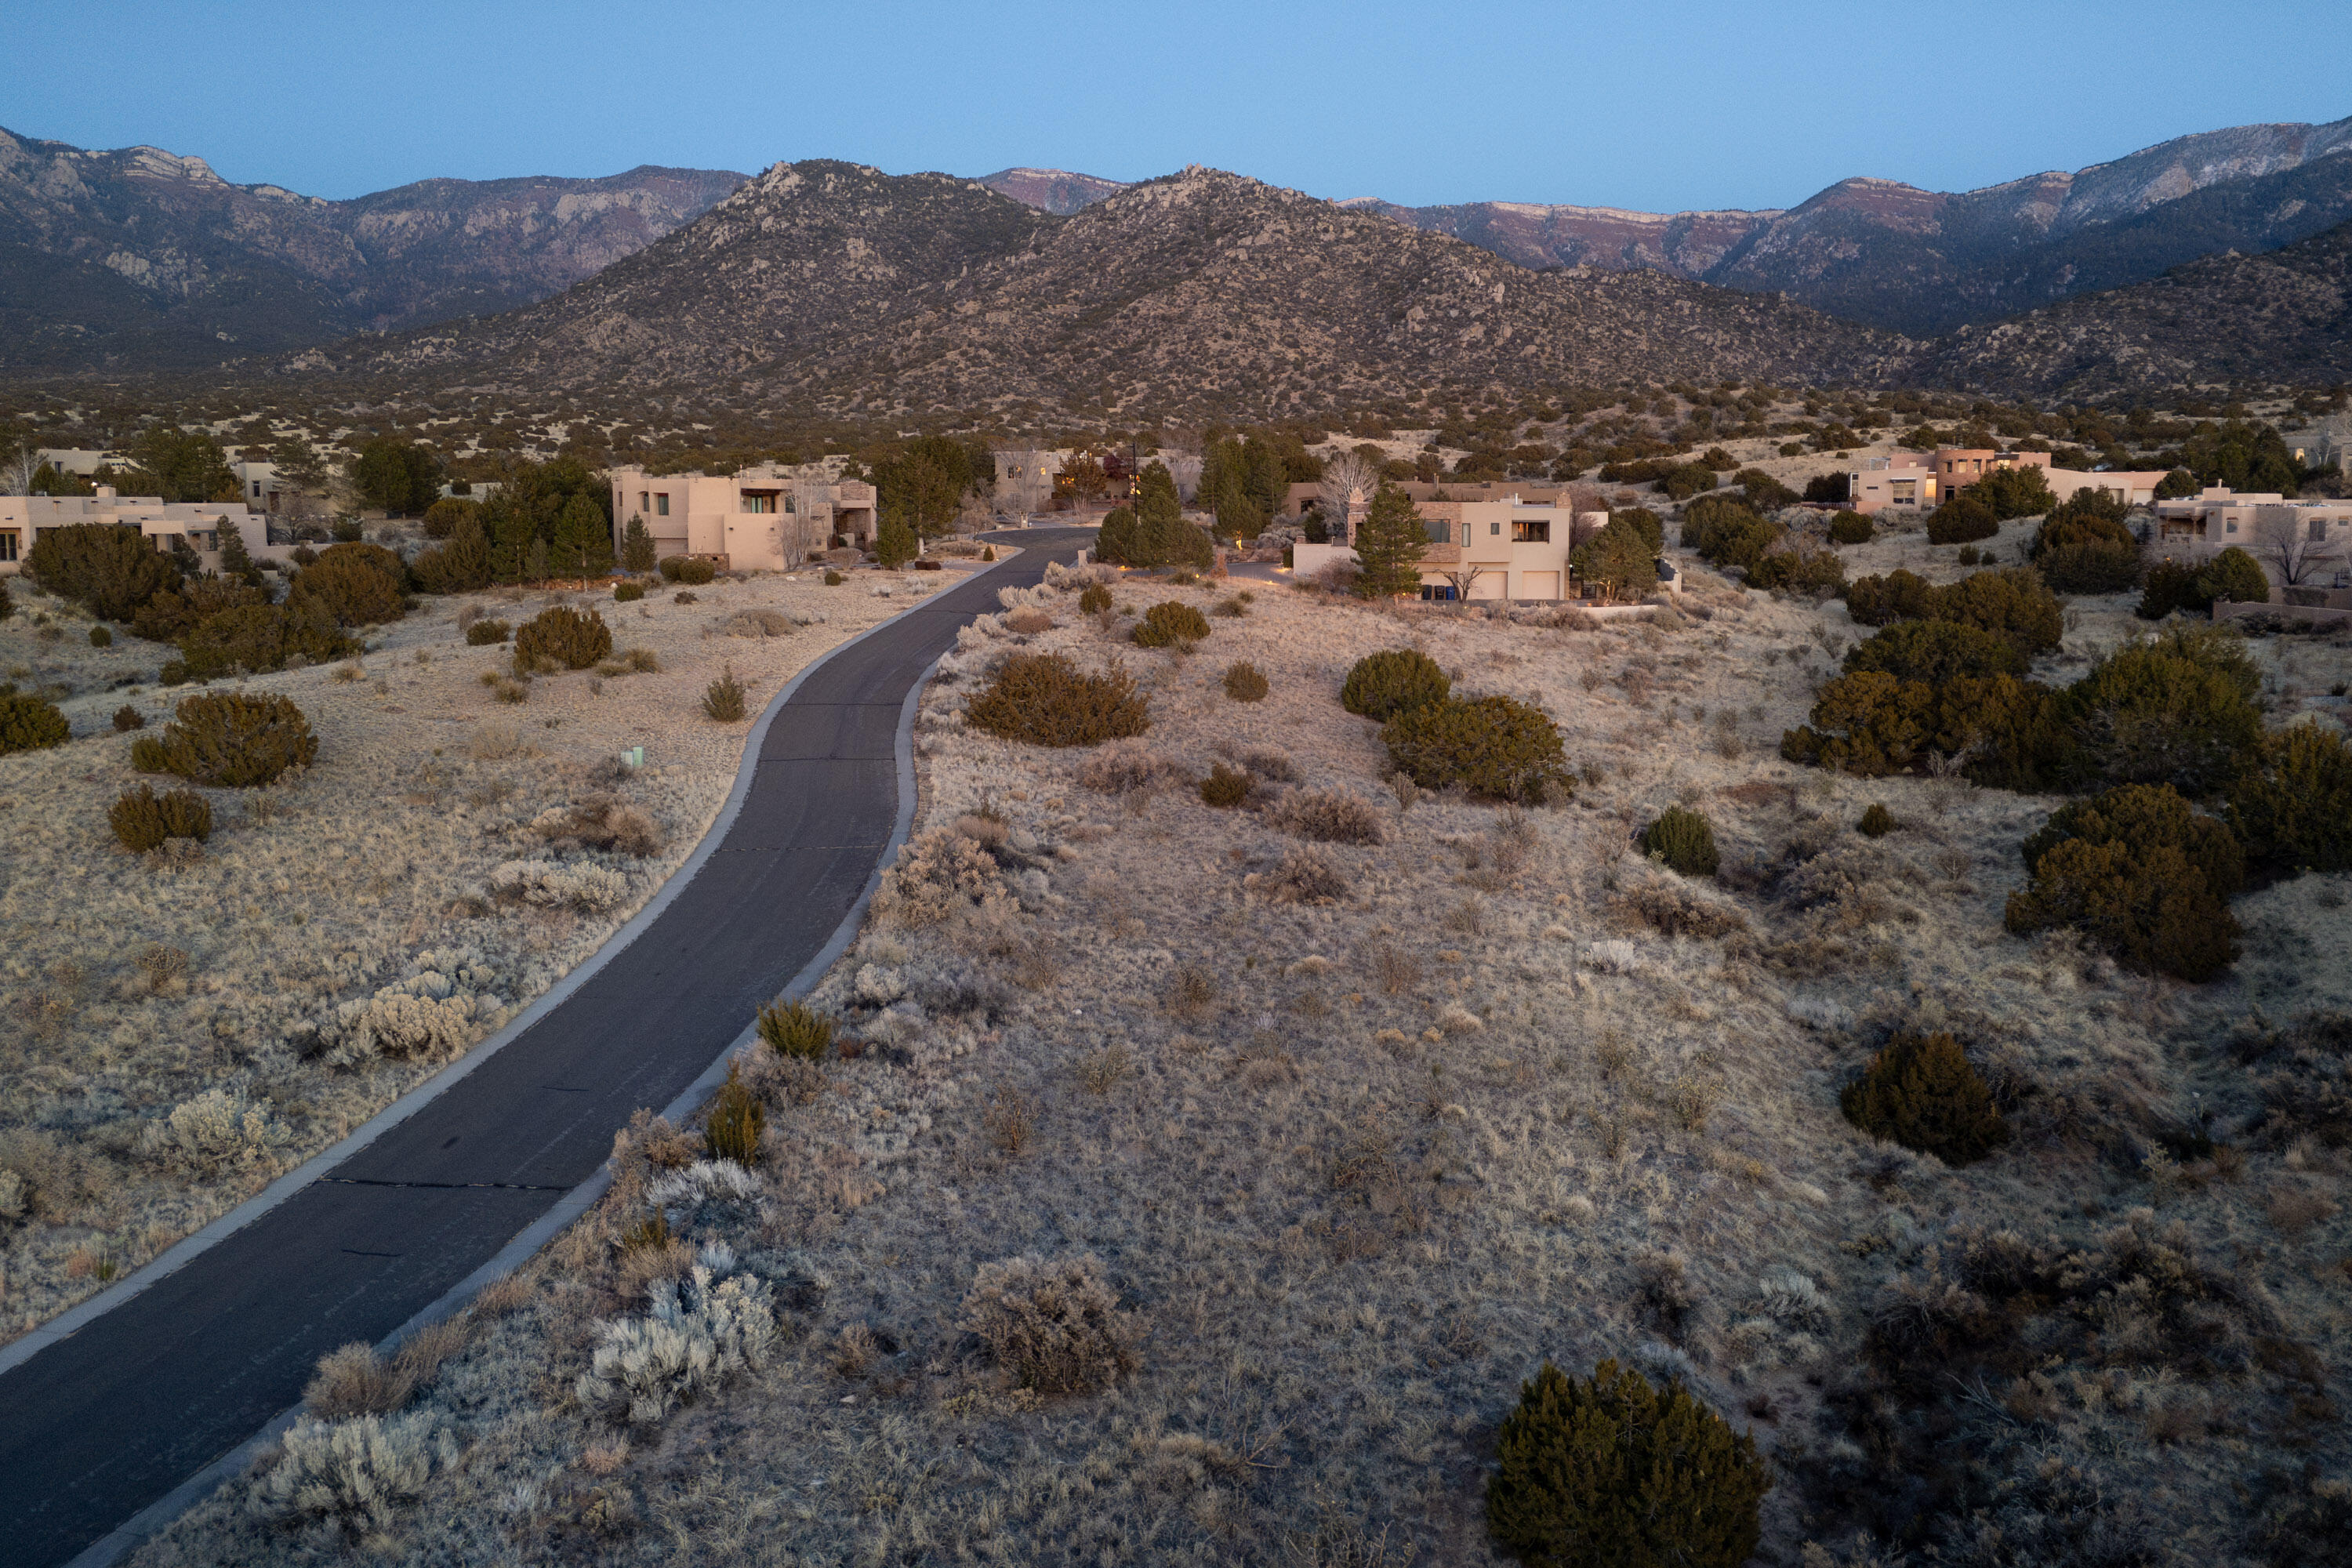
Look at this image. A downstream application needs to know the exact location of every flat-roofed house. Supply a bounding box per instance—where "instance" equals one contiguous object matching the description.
[1846,448,2169,516]
[1291,492,1578,601]
[0,487,275,577]
[608,464,880,570]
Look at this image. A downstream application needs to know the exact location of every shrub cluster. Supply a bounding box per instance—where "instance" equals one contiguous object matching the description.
[1970,464,2058,520]
[1384,695,1572,804]
[1745,543,1846,596]
[1221,661,1269,702]
[2228,723,2352,874]
[1680,494,1782,572]
[966,653,1149,746]
[0,691,72,754]
[1641,807,1719,877]
[659,555,717,585]
[1846,566,2063,655]
[2031,489,2141,594]
[1269,787,1385,844]
[180,601,355,679]
[2135,546,2269,619]
[756,1000,835,1060]
[464,618,511,645]
[1199,760,1254,808]
[1828,510,1873,545]
[289,543,408,626]
[2005,784,2243,981]
[131,575,266,641]
[703,1065,764,1163]
[1341,648,1450,721]
[702,665,749,721]
[1487,1359,1766,1568]
[145,691,318,787]
[614,580,646,603]
[1131,600,1210,648]
[514,604,613,672]
[957,1254,1140,1397]
[1840,1030,2010,1163]
[1077,583,1112,615]
[1926,493,1998,545]
[109,783,213,851]
[24,522,179,621]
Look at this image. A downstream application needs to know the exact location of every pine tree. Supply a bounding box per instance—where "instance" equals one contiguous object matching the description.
[484,492,535,583]
[875,500,917,569]
[552,492,613,579]
[622,514,656,574]
[1352,483,1427,600]
[217,523,264,588]
[1095,506,1139,565]
[439,512,493,592]
[1134,464,1210,568]
[524,534,550,583]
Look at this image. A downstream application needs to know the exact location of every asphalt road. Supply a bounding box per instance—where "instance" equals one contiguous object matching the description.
[0,530,1091,1568]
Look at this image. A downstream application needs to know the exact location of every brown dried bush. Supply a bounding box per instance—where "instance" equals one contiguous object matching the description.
[958,1253,1141,1397]
[1269,787,1386,845]
[303,1317,470,1420]
[1077,738,1183,793]
[1247,846,1352,905]
[1004,606,1054,635]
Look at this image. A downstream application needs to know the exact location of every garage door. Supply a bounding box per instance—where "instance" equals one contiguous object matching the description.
[1468,567,1508,600]
[1517,572,1560,601]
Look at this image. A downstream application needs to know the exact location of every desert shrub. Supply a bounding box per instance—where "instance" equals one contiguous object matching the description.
[2135,559,2207,619]
[1221,660,1269,702]
[142,1087,289,1175]
[1131,600,1210,648]
[303,1321,470,1421]
[1745,544,1846,596]
[419,496,477,540]
[1270,787,1385,844]
[249,1412,459,1535]
[1642,806,1719,877]
[1839,1030,2010,1163]
[530,795,662,855]
[488,858,627,909]
[1858,802,1896,838]
[1486,1359,1766,1568]
[756,1000,834,1061]
[0,691,71,754]
[2064,634,2262,796]
[1384,695,1573,804]
[1611,874,1749,939]
[1926,494,1998,545]
[2198,546,2271,607]
[1679,492,1766,555]
[25,522,179,621]
[1843,568,1936,626]
[1781,669,2072,787]
[132,574,267,641]
[967,652,1149,746]
[823,570,844,586]
[1004,605,1054,634]
[2005,784,2243,980]
[1931,568,2065,655]
[113,705,145,731]
[1078,583,1112,614]
[614,579,645,603]
[1734,467,1797,510]
[958,1254,1140,1397]
[1971,464,2058,520]
[180,601,356,678]
[109,783,213,851]
[290,542,409,626]
[1845,619,2025,684]
[1660,462,1718,501]
[1828,510,1873,545]
[703,1065,764,1163]
[2038,538,2142,594]
[87,622,113,648]
[465,618,510,645]
[575,1258,778,1426]
[659,554,717,585]
[1248,845,1350,904]
[1076,738,1182,793]
[1200,761,1254,807]
[131,735,169,771]
[1341,648,1450,721]
[514,604,612,671]
[702,664,748,721]
[2229,723,2352,874]
[151,691,318,786]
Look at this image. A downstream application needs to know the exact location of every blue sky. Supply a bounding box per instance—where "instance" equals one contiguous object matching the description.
[11,0,2350,211]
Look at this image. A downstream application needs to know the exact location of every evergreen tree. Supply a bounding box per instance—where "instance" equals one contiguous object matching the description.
[217,523,265,589]
[552,492,613,579]
[875,500,918,568]
[622,514,657,574]
[437,512,494,592]
[524,534,550,583]
[1351,483,1427,599]
[484,491,535,583]
[1094,506,1139,565]
[1134,462,1210,567]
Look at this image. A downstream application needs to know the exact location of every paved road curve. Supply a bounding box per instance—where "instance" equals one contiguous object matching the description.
[0,532,1091,1568]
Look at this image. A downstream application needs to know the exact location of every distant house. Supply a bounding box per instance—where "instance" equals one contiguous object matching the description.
[607,464,879,569]
[33,448,125,477]
[1293,492,1584,601]
[2152,487,2352,596]
[0,486,274,577]
[1279,479,1574,519]
[1846,448,2169,516]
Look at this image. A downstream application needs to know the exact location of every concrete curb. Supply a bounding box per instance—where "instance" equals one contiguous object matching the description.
[39,560,1012,1568]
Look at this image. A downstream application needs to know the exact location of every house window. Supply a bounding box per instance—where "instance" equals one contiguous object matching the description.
[655,494,670,517]
[2226,521,2237,533]
[1512,519,1550,543]
[739,492,777,513]
[0,529,16,561]
[1490,520,1501,536]
[1424,519,1450,543]
[2312,520,2328,542]
[639,491,650,513]
[251,481,261,497]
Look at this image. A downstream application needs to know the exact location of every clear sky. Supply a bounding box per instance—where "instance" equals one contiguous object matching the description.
[10,0,2350,212]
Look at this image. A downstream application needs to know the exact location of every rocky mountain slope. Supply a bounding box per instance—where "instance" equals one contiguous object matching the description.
[1001,118,2352,337]
[975,167,1127,216]
[307,162,1909,423]
[0,126,745,372]
[1926,215,2352,398]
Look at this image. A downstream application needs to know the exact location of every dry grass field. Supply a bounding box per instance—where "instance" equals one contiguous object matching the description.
[0,561,970,1338]
[131,523,2352,1568]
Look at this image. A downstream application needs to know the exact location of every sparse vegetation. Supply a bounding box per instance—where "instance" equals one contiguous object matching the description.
[965,652,1149,746]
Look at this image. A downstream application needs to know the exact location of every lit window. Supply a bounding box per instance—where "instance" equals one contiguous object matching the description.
[0,530,16,561]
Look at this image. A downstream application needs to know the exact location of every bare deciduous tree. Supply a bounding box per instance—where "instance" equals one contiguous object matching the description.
[0,443,39,496]
[1440,561,1487,601]
[2252,508,2325,587]
[1164,454,1203,504]
[1318,450,1381,543]
[788,471,833,564]
[997,450,1052,520]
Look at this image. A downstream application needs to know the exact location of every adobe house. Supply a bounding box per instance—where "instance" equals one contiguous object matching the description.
[1292,492,1580,601]
[608,463,878,569]
[2152,486,2352,605]
[1845,448,2169,516]
[0,487,279,577]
